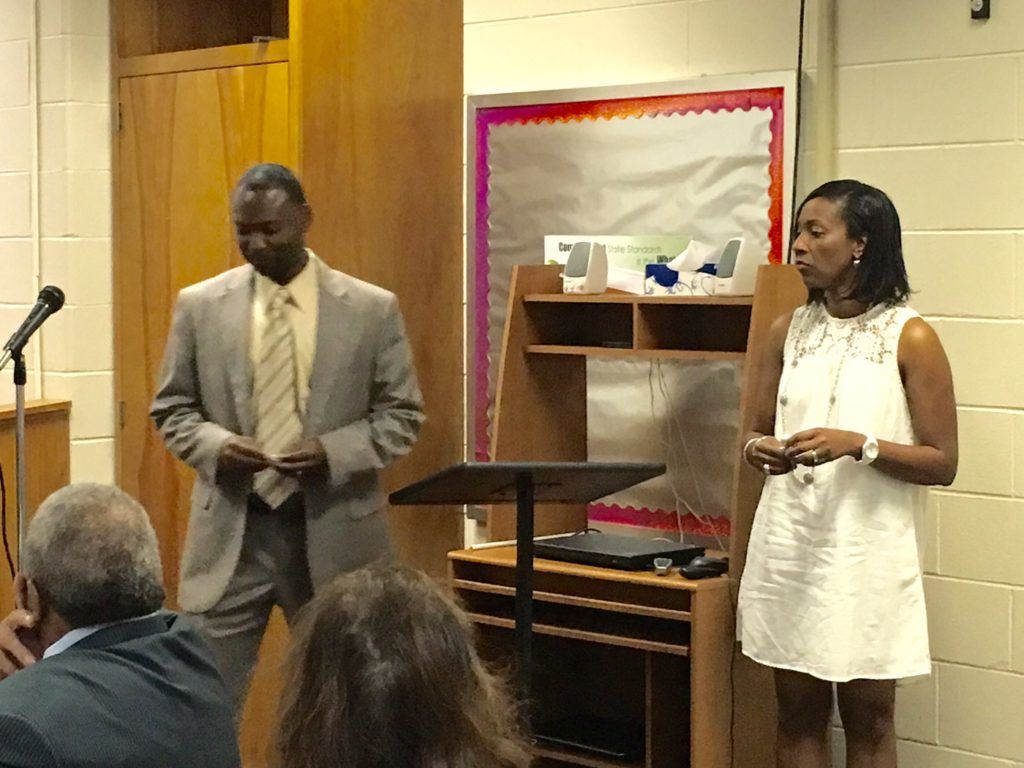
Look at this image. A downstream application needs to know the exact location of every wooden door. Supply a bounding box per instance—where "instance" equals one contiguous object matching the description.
[116,61,290,767]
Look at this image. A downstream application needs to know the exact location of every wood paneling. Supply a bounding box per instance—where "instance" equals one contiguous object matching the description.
[295,0,465,576]
[115,61,290,768]
[0,401,71,612]
[115,0,289,58]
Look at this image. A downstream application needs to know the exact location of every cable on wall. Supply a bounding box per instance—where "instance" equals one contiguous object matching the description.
[787,0,808,264]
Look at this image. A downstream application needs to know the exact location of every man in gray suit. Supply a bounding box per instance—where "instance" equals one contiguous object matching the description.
[150,163,424,712]
[0,483,239,768]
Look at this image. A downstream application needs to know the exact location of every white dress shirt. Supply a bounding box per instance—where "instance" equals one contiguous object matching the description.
[43,611,161,659]
[250,249,320,416]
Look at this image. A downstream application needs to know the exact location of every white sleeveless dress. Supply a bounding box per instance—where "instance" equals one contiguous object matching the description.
[737,302,930,682]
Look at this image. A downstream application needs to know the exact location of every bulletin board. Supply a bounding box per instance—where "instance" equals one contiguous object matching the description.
[467,72,796,535]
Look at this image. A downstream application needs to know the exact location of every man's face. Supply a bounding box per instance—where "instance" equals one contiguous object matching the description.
[231,187,310,284]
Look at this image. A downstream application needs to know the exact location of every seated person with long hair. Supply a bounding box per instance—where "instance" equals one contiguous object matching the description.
[276,565,531,768]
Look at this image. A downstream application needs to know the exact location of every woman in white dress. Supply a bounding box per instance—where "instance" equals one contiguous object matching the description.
[737,180,958,768]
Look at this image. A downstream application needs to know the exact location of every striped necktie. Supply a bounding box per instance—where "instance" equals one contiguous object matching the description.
[252,287,302,508]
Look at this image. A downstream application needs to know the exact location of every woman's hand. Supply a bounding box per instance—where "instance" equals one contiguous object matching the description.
[746,435,794,476]
[783,428,864,466]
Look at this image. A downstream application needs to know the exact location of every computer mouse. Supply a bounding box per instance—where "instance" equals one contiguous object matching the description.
[680,556,728,580]
[689,555,728,571]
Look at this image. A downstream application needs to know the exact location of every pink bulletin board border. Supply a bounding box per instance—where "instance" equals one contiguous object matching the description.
[587,502,730,537]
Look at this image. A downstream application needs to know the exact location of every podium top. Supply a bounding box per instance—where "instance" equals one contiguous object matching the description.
[389,462,665,505]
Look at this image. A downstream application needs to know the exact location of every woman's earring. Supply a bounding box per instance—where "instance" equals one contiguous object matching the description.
[852,254,862,266]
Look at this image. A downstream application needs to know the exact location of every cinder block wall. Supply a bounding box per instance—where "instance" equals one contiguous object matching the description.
[0,0,113,483]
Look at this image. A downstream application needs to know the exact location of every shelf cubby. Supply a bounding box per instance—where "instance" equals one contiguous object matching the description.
[521,289,756,359]
[116,0,289,58]
[636,303,751,354]
[525,300,634,349]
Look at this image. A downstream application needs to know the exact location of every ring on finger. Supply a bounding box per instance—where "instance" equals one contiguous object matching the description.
[762,463,771,476]
[809,448,818,465]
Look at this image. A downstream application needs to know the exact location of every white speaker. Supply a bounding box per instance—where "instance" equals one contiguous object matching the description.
[561,241,609,294]
[712,237,760,296]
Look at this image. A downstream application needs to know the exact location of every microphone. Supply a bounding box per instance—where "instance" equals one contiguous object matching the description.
[0,286,65,370]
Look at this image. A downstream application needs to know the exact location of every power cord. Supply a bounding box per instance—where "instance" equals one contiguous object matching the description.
[650,360,740,763]
[1,463,14,579]
[655,362,714,536]
[729,624,737,767]
[647,363,686,543]
[788,0,807,264]
[653,361,727,552]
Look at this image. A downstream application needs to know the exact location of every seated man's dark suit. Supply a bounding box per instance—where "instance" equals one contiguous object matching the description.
[0,611,239,768]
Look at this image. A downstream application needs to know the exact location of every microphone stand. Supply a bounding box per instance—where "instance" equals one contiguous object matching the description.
[0,346,28,567]
[0,287,66,568]
[13,350,25,568]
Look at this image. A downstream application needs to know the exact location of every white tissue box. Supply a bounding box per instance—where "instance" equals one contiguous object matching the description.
[643,265,717,296]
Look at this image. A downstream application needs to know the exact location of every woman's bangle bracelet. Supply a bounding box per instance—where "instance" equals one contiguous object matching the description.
[742,435,765,463]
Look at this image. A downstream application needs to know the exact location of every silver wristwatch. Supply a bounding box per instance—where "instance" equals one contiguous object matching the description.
[857,434,879,465]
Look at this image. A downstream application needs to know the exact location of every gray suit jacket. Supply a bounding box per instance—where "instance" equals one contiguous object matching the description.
[150,260,424,612]
[0,612,239,768]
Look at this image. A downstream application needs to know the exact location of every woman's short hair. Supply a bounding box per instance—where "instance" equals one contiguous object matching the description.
[797,179,911,306]
[276,565,531,768]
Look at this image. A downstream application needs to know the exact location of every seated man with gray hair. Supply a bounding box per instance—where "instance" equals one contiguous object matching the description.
[0,483,239,768]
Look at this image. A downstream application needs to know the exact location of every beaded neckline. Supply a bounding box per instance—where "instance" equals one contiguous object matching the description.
[788,302,901,368]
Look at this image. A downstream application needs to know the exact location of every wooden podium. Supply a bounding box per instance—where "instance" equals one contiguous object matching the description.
[0,400,71,609]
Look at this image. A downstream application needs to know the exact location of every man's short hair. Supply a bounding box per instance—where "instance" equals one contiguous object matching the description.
[21,483,165,628]
[235,163,308,206]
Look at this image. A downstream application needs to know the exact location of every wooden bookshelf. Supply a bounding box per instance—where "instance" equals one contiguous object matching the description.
[450,546,732,768]
[485,263,806,767]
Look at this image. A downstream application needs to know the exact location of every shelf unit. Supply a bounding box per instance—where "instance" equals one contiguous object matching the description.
[488,263,805,544]
[485,263,806,767]
[522,292,753,359]
[450,546,732,768]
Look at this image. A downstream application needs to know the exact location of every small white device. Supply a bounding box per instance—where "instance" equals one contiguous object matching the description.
[712,237,761,296]
[561,241,609,294]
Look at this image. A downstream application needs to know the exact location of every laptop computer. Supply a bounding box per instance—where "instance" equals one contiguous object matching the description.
[534,531,704,571]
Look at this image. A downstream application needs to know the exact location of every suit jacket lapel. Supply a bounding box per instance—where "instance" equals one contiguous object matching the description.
[219,268,255,436]
[305,260,350,432]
